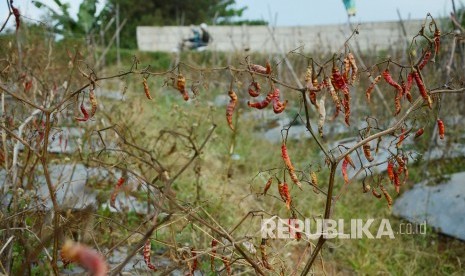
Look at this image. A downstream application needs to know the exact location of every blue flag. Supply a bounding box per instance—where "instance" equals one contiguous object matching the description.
[343,0,356,16]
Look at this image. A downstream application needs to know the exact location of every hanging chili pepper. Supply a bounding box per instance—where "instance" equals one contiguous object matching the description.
[110,177,125,209]
[342,158,349,184]
[278,181,292,210]
[348,52,358,84]
[248,81,261,97]
[412,71,432,109]
[226,90,238,130]
[418,51,432,70]
[434,28,441,55]
[263,177,273,195]
[414,128,424,139]
[143,239,157,271]
[248,89,274,109]
[75,103,90,122]
[366,75,382,102]
[260,239,272,269]
[380,184,393,208]
[437,119,445,139]
[363,143,374,162]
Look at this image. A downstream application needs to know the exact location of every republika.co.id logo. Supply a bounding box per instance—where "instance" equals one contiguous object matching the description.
[261,217,426,239]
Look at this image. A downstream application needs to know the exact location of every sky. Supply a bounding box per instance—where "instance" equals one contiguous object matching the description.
[0,0,457,30]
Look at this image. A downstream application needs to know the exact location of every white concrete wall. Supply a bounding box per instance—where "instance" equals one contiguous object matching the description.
[137,20,423,53]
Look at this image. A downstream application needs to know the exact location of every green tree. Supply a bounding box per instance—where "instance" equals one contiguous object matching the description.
[32,0,109,38]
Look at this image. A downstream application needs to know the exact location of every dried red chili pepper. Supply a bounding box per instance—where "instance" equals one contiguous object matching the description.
[143,239,157,271]
[342,158,349,184]
[396,128,406,148]
[393,170,400,194]
[342,97,351,126]
[89,85,98,118]
[325,78,341,117]
[343,56,350,82]
[281,143,294,171]
[248,89,274,109]
[387,161,394,182]
[110,177,125,209]
[265,61,272,74]
[211,239,218,271]
[414,128,424,139]
[190,248,198,274]
[281,143,302,189]
[177,74,189,101]
[372,188,382,199]
[248,81,261,97]
[344,155,356,169]
[271,88,288,114]
[278,181,291,210]
[363,143,374,162]
[260,239,272,269]
[382,69,402,91]
[434,28,441,55]
[348,53,358,84]
[437,119,445,139]
[380,184,392,208]
[418,51,432,70]
[310,171,318,188]
[75,103,90,122]
[331,66,348,91]
[288,169,302,190]
[222,256,231,276]
[249,64,267,74]
[317,95,326,137]
[366,75,382,102]
[226,90,238,131]
[412,71,432,109]
[142,78,152,100]
[263,177,273,195]
[12,6,20,32]
[394,90,402,115]
[403,73,414,103]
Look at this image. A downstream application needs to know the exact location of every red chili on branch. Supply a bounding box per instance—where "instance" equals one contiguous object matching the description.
[387,161,395,182]
[89,86,98,118]
[363,143,374,162]
[414,128,424,138]
[110,177,125,209]
[348,53,358,84]
[412,71,433,109]
[342,158,349,184]
[271,88,288,114]
[382,69,403,96]
[248,81,261,97]
[278,181,291,210]
[142,78,152,100]
[403,73,414,103]
[418,51,432,71]
[75,103,90,122]
[249,64,267,74]
[12,6,20,32]
[434,28,441,55]
[248,89,274,109]
[366,75,382,102]
[211,239,218,271]
[226,90,237,130]
[260,239,273,269]
[143,239,157,271]
[263,177,273,195]
[437,119,445,139]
